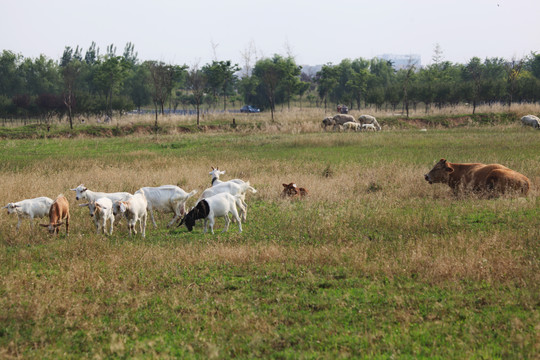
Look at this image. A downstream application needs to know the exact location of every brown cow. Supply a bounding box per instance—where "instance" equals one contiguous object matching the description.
[424,159,530,197]
[281,183,309,198]
[40,195,70,235]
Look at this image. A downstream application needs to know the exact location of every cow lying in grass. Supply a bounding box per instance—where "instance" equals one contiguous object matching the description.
[424,159,530,197]
[281,183,309,198]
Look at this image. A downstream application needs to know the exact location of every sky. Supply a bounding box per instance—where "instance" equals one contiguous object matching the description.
[1,0,539,69]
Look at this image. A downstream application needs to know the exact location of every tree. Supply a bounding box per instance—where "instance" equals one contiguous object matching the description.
[125,64,151,112]
[278,56,302,109]
[316,63,339,110]
[186,64,207,126]
[60,59,81,129]
[147,61,184,128]
[465,57,484,114]
[253,55,285,121]
[505,57,524,107]
[93,55,130,117]
[203,60,239,110]
[400,58,416,118]
[0,50,23,98]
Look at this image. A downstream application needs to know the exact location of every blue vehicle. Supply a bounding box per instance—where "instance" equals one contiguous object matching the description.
[240,105,260,113]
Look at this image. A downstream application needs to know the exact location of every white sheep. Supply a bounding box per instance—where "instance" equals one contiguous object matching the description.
[361,123,377,131]
[521,115,540,129]
[342,121,362,132]
[359,115,382,131]
[79,197,115,235]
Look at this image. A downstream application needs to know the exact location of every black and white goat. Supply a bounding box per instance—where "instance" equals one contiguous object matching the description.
[178,192,245,234]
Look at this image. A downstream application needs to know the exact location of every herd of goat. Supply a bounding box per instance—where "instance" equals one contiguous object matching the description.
[4,113,539,237]
[2,167,268,236]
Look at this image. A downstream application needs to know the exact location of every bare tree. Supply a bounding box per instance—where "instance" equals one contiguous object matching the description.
[240,40,257,77]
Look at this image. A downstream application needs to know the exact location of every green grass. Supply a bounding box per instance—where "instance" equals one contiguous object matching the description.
[0,125,539,358]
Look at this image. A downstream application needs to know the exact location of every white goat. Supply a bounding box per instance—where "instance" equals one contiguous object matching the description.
[209,167,246,187]
[79,197,115,235]
[113,189,148,237]
[198,181,256,222]
[3,196,54,230]
[343,121,361,132]
[70,184,131,203]
[140,185,197,228]
[362,123,377,131]
[179,193,245,234]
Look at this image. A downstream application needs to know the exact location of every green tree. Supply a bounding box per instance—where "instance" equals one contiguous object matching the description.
[0,50,23,98]
[203,60,239,110]
[277,56,302,109]
[316,63,339,110]
[465,57,484,114]
[253,55,286,121]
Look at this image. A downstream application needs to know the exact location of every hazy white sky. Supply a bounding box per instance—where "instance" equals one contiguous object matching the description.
[1,0,539,68]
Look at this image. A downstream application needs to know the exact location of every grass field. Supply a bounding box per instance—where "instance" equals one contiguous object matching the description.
[0,120,539,358]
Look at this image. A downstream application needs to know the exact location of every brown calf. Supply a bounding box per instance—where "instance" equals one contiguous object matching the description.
[281,183,309,198]
[40,195,70,235]
[424,159,530,197]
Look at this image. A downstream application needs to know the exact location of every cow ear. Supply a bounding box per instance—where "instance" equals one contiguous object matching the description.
[440,158,447,163]
[79,203,89,207]
[282,184,288,188]
[445,163,454,173]
[39,224,49,227]
[54,222,64,227]
[120,203,127,213]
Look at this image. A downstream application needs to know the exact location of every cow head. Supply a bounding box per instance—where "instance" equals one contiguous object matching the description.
[424,159,454,184]
[282,183,300,198]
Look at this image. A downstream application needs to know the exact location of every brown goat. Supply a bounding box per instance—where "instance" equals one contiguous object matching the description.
[40,195,70,235]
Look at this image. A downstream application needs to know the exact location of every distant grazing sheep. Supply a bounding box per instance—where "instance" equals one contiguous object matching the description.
[358,115,381,131]
[521,115,540,129]
[343,121,362,132]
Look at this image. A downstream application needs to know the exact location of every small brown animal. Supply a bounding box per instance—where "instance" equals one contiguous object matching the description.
[281,183,309,198]
[40,195,70,235]
[424,159,530,197]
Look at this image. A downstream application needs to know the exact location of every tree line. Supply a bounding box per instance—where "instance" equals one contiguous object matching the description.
[1,42,539,128]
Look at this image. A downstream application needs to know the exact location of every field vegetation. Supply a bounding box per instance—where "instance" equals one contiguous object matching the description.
[0,110,539,358]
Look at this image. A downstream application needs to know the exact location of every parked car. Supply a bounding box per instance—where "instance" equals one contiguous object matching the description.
[240,105,260,113]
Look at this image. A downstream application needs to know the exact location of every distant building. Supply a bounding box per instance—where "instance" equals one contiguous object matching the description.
[376,54,421,70]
